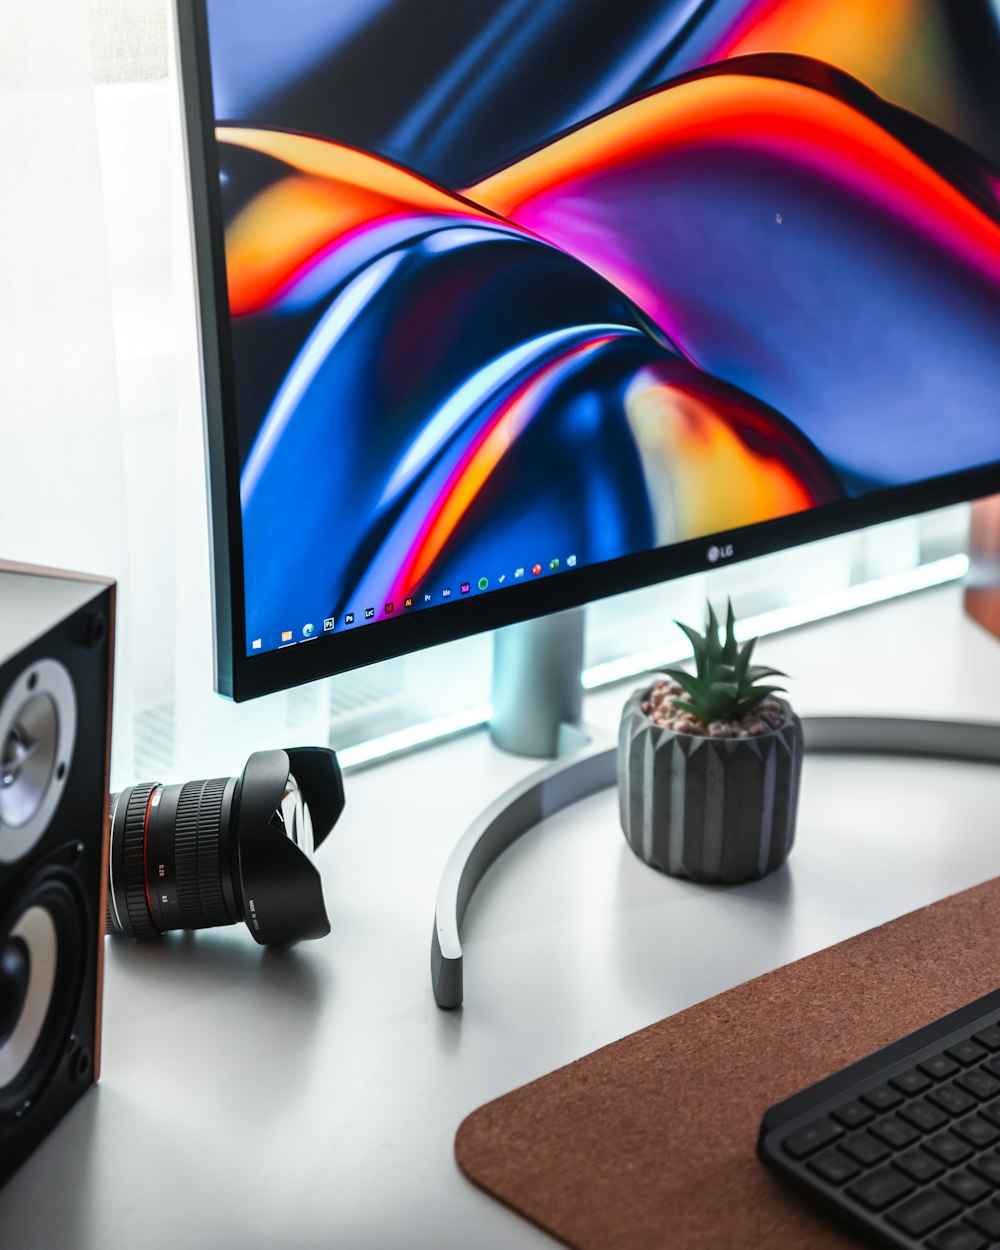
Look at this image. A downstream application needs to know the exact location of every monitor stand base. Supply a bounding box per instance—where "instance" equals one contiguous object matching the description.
[431,715,1000,1009]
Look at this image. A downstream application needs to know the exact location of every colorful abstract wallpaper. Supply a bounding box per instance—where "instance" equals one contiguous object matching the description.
[200,0,1000,656]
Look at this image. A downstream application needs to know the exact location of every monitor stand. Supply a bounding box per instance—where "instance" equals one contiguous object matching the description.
[489,607,590,759]
[430,608,1000,1010]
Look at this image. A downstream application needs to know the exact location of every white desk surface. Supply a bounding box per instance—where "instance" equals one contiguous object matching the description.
[3,586,1000,1249]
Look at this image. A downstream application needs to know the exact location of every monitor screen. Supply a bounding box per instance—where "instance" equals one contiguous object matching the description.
[177,0,1000,700]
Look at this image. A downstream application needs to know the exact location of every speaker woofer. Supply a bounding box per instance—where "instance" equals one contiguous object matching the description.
[0,872,86,1118]
[0,660,77,866]
[0,907,56,1089]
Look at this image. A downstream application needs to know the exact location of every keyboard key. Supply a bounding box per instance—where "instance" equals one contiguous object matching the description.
[831,1100,873,1130]
[783,1117,843,1160]
[957,1069,1000,1101]
[979,1100,1000,1127]
[941,1169,992,1205]
[969,1152,1000,1186]
[925,1132,975,1165]
[861,1083,903,1112]
[967,1201,1000,1239]
[954,1115,1000,1149]
[893,1147,944,1183]
[973,1025,1000,1053]
[871,1115,920,1149]
[948,1041,989,1067]
[982,1056,1000,1079]
[927,1222,989,1250]
[807,1147,860,1186]
[930,1084,980,1117]
[899,1098,950,1133]
[886,1187,960,1237]
[845,1165,914,1212]
[891,1067,932,1096]
[841,1131,891,1167]
[922,1054,962,1081]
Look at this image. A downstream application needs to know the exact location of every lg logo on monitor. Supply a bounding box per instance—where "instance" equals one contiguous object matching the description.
[707,543,735,564]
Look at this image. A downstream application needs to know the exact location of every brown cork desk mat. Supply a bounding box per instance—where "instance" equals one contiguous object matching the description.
[455,875,1000,1249]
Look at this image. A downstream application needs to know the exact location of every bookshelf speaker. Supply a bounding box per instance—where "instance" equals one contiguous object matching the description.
[0,561,114,1187]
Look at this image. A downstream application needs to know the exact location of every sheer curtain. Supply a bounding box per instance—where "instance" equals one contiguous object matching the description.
[1,0,133,779]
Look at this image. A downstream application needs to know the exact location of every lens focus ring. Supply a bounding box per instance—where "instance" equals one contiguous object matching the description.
[173,779,231,931]
[121,784,159,939]
[105,893,121,936]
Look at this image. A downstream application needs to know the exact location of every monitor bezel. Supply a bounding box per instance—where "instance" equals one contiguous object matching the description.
[175,0,1000,703]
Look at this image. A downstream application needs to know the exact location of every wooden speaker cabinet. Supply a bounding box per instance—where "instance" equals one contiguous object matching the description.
[0,561,114,1187]
[966,495,1000,641]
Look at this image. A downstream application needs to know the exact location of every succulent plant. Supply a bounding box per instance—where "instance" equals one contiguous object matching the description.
[661,599,787,725]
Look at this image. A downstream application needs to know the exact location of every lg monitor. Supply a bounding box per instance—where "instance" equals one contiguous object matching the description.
[176,0,1000,705]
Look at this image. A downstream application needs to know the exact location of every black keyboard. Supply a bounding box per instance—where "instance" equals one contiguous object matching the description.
[758,988,1000,1250]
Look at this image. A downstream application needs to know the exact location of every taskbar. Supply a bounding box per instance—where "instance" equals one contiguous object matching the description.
[245,552,580,658]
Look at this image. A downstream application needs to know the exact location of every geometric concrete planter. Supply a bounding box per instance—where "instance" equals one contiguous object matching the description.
[618,685,804,883]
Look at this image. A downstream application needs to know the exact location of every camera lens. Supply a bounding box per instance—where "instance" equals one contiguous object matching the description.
[106,777,239,939]
[106,748,343,946]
